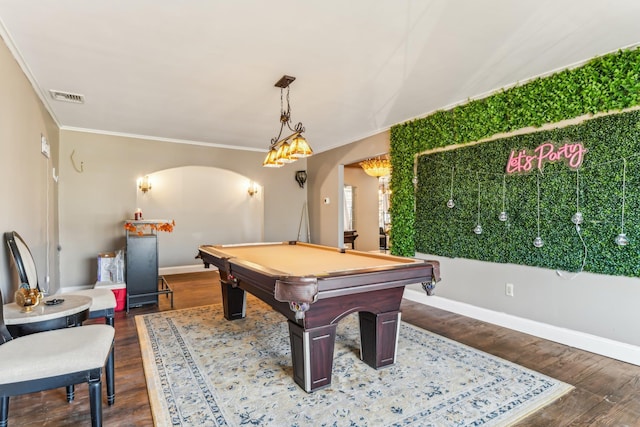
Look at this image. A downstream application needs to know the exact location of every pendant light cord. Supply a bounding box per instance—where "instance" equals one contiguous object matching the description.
[449,166,455,200]
[621,158,627,234]
[477,173,481,224]
[536,173,541,236]
[501,174,506,212]
[575,168,580,213]
[557,168,588,280]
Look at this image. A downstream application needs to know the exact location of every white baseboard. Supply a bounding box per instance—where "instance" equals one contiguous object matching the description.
[159,264,214,275]
[58,265,214,294]
[58,286,94,293]
[404,288,640,366]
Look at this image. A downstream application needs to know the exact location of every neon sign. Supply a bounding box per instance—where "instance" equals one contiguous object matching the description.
[506,141,587,174]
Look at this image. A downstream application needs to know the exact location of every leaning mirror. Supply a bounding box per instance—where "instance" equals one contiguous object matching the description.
[4,231,40,291]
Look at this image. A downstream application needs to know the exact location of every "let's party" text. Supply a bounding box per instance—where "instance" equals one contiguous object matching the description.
[506,141,587,174]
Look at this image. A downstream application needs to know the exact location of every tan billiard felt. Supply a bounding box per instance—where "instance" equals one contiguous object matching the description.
[207,242,417,277]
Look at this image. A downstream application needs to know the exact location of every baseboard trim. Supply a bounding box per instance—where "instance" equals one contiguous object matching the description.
[58,265,214,293]
[159,264,212,275]
[59,286,93,293]
[404,288,640,366]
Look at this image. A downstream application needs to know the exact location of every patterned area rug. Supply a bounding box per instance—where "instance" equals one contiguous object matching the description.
[136,303,572,426]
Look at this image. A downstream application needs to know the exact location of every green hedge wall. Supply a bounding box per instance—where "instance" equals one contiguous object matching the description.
[390,48,640,265]
[415,110,640,276]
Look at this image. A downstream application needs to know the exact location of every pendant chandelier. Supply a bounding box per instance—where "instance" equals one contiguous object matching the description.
[360,157,391,177]
[263,75,313,167]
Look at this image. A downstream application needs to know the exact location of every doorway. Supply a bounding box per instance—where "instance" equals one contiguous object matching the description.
[342,156,391,252]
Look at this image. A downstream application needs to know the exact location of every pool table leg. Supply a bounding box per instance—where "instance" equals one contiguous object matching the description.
[287,320,337,393]
[220,281,246,320]
[358,311,401,368]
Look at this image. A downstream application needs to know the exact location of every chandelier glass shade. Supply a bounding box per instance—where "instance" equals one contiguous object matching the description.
[263,75,313,168]
[360,157,391,177]
[288,133,313,158]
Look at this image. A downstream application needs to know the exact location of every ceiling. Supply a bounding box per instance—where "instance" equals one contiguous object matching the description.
[1,1,639,155]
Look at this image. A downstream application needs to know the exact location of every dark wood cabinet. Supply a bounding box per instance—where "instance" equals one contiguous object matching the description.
[125,220,173,310]
[126,231,159,308]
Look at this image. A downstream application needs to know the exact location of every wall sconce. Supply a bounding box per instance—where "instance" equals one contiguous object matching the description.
[295,170,307,188]
[248,181,259,197]
[138,176,152,193]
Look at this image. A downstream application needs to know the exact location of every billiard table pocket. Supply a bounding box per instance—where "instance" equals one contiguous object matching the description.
[274,276,318,304]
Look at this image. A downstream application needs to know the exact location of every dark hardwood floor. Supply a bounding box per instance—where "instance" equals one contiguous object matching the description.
[6,271,640,426]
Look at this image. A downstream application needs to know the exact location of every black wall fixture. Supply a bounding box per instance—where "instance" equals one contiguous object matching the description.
[295,170,307,188]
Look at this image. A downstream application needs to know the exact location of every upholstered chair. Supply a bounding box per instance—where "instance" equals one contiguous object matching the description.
[0,287,115,427]
[63,287,117,326]
[3,231,116,403]
[4,232,117,326]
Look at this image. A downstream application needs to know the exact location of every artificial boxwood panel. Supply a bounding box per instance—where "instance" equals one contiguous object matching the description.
[415,110,640,277]
[390,47,640,258]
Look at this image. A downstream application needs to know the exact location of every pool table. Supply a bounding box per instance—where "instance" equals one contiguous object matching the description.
[197,241,440,392]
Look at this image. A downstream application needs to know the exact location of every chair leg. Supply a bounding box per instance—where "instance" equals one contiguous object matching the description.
[104,315,115,405]
[66,385,75,402]
[89,378,103,427]
[106,344,115,405]
[0,396,8,427]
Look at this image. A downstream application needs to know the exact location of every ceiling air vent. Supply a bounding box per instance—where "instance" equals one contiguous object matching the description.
[49,90,85,104]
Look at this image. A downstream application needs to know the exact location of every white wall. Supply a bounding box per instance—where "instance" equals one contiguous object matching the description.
[136,166,264,267]
[307,131,389,247]
[0,37,60,299]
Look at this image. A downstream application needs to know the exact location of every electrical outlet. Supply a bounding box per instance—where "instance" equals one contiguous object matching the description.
[505,283,514,297]
[41,134,50,158]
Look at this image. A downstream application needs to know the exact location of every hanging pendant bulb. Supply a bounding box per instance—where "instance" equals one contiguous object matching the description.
[615,233,629,246]
[571,212,583,225]
[446,166,455,209]
[473,173,482,235]
[533,173,543,248]
[498,175,508,222]
[616,159,629,247]
[572,169,583,227]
